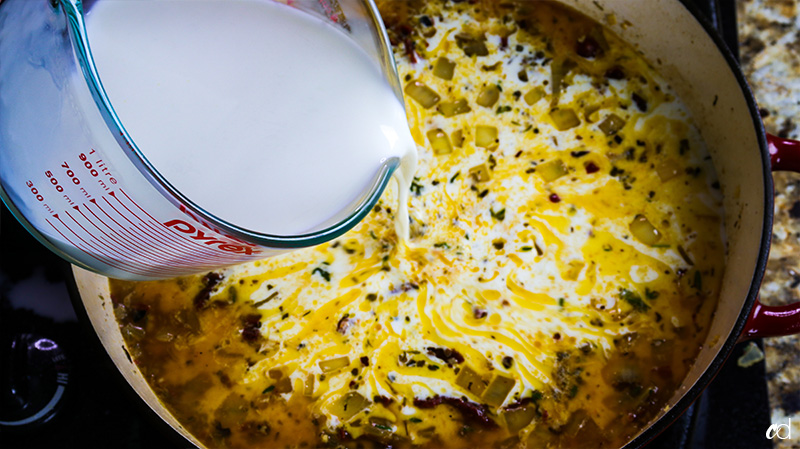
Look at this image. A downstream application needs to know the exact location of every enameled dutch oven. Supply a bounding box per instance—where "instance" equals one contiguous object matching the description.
[67,0,800,447]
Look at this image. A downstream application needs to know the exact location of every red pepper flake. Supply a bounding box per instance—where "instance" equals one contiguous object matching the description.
[194,272,224,309]
[473,307,488,319]
[426,347,465,364]
[632,92,648,112]
[549,193,561,203]
[336,315,355,335]
[338,428,352,442]
[373,395,394,406]
[413,396,497,428]
[585,161,600,174]
[576,36,602,59]
[241,314,262,343]
[605,66,625,80]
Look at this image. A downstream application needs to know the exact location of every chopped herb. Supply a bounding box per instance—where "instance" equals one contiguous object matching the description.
[410,177,424,195]
[558,297,565,307]
[602,244,613,252]
[520,246,533,252]
[692,271,702,291]
[253,290,279,308]
[262,385,275,394]
[373,423,392,431]
[651,244,671,248]
[679,139,690,155]
[568,385,579,398]
[450,171,461,183]
[312,267,331,282]
[677,245,695,266]
[427,365,440,371]
[409,417,423,423]
[490,208,506,221]
[496,105,512,114]
[369,231,378,240]
[530,390,544,402]
[619,288,650,312]
[434,242,450,249]
[645,288,660,300]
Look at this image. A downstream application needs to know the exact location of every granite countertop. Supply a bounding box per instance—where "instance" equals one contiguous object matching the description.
[738,0,800,445]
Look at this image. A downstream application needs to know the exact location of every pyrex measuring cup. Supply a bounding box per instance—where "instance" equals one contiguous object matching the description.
[0,0,405,280]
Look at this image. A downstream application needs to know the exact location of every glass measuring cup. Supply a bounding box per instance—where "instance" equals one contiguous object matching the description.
[0,0,406,280]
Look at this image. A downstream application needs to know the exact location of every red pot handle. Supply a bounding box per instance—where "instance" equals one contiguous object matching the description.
[741,133,800,341]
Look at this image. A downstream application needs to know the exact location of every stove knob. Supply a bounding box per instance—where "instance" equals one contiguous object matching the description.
[0,333,70,431]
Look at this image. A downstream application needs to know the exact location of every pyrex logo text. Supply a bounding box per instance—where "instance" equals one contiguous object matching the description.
[766,420,791,440]
[164,219,260,255]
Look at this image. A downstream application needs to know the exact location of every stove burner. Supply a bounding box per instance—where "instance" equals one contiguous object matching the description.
[0,333,70,430]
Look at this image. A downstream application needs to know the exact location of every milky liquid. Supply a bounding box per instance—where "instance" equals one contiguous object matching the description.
[84,0,416,237]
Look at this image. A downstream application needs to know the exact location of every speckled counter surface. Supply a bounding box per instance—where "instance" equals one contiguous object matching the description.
[738,0,800,446]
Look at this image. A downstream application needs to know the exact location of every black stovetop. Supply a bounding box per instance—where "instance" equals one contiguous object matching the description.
[0,1,773,448]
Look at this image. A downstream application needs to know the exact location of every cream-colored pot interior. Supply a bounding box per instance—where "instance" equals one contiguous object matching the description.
[73,0,768,447]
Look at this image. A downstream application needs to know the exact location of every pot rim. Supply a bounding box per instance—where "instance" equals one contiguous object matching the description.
[625,0,773,447]
[61,0,777,446]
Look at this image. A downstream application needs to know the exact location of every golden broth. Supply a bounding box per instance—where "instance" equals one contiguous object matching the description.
[110,1,725,448]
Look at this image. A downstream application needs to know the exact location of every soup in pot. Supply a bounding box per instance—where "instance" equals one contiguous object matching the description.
[109,1,725,447]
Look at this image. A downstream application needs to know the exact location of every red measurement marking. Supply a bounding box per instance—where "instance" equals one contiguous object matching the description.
[74,205,147,260]
[101,195,212,263]
[107,199,232,266]
[114,190,255,261]
[86,199,177,265]
[54,213,117,263]
[46,218,109,268]
[59,212,175,277]
[48,215,169,277]
[111,191,229,262]
[119,189,261,255]
[88,198,221,270]
[70,206,172,272]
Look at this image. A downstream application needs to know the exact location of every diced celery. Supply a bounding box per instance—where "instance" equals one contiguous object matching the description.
[433,57,456,80]
[469,163,492,183]
[549,108,580,131]
[319,356,350,373]
[656,159,681,182]
[455,365,487,396]
[482,375,515,406]
[405,81,440,108]
[475,125,498,148]
[524,87,545,106]
[629,215,661,245]
[427,128,453,155]
[437,99,471,117]
[598,113,626,136]
[329,392,369,422]
[477,85,500,108]
[537,159,568,182]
